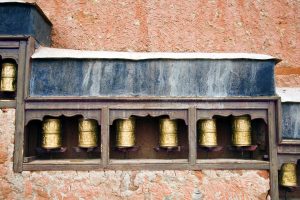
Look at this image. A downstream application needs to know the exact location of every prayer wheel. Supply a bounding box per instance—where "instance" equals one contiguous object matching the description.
[232,116,252,146]
[198,119,217,147]
[0,62,16,92]
[78,119,98,148]
[116,117,135,147]
[280,163,298,187]
[42,118,62,149]
[159,118,178,147]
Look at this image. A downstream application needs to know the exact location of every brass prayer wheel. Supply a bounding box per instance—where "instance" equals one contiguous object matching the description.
[280,163,298,187]
[198,119,217,147]
[42,118,62,149]
[159,118,178,147]
[0,62,16,92]
[232,116,252,146]
[78,119,98,148]
[116,117,135,147]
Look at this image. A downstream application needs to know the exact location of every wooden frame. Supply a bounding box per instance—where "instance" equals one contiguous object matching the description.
[0,38,281,198]
[23,109,102,167]
[276,98,300,198]
[21,96,281,199]
[277,99,300,145]
[0,37,20,108]
[108,108,189,164]
[0,36,35,172]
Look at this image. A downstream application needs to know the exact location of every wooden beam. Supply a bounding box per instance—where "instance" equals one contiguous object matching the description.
[268,102,279,199]
[13,40,27,172]
[189,107,197,165]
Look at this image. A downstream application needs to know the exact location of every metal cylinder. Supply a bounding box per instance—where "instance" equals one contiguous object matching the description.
[159,118,178,147]
[0,78,15,92]
[116,117,135,147]
[280,163,298,187]
[0,62,16,92]
[198,119,217,147]
[78,119,98,148]
[232,116,252,146]
[42,118,62,149]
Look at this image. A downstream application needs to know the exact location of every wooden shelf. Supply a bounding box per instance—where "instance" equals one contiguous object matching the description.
[0,100,16,108]
[106,163,191,171]
[23,162,103,171]
[24,159,100,165]
[110,159,188,164]
[24,114,101,161]
[196,159,270,170]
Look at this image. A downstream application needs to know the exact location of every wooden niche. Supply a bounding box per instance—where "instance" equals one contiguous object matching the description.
[0,58,17,100]
[24,114,101,163]
[196,114,268,161]
[279,160,300,199]
[109,112,189,162]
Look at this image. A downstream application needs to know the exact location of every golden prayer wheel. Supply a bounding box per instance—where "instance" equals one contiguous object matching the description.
[116,117,135,147]
[280,163,298,187]
[0,62,17,92]
[198,119,217,147]
[42,118,62,149]
[232,116,252,146]
[159,118,178,147]
[78,119,98,148]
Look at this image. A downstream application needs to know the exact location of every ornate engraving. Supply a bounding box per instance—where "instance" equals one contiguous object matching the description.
[198,119,217,147]
[232,116,251,132]
[159,118,178,147]
[78,119,98,148]
[42,132,62,149]
[281,163,297,187]
[116,117,136,147]
[0,77,16,92]
[1,63,16,78]
[42,119,61,133]
[232,131,251,146]
[42,119,62,149]
[232,116,252,146]
[79,119,98,132]
[79,131,98,148]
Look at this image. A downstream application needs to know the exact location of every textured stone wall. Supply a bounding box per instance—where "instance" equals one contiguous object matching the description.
[25,0,299,79]
[0,109,271,199]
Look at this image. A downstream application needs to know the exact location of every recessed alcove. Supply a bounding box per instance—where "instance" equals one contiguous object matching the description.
[279,160,300,199]
[24,115,101,162]
[196,115,268,161]
[109,115,189,161]
[0,58,17,100]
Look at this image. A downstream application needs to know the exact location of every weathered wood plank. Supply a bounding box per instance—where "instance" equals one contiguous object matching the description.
[189,107,197,165]
[23,37,35,99]
[25,96,280,102]
[101,107,109,167]
[13,40,27,172]
[109,159,188,164]
[23,164,101,171]
[268,102,279,199]
[25,100,272,111]
[0,100,16,108]
[25,109,101,125]
[109,109,188,125]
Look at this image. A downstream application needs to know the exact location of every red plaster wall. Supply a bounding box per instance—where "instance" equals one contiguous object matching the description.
[28,0,299,87]
[2,1,298,199]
